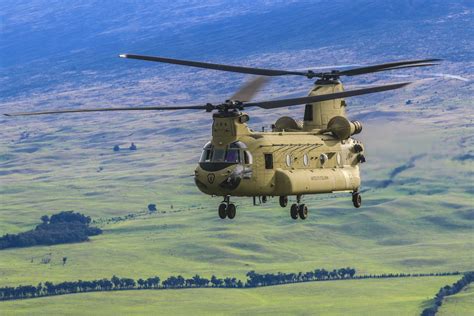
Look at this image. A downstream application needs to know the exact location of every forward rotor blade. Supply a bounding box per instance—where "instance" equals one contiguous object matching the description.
[245,82,411,109]
[230,76,270,102]
[368,63,439,73]
[4,105,209,117]
[339,59,441,76]
[120,54,305,77]
[121,54,441,79]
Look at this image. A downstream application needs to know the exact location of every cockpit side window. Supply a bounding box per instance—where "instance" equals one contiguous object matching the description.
[199,149,213,162]
[200,142,214,162]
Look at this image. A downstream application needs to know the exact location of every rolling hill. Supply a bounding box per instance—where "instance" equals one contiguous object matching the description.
[0,0,473,314]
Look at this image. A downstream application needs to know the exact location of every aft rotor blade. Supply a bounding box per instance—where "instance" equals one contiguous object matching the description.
[366,63,440,74]
[120,54,306,77]
[339,59,441,76]
[4,105,210,117]
[245,82,411,109]
[230,76,270,102]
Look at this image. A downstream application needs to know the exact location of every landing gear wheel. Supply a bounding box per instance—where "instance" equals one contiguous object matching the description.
[279,196,288,208]
[218,203,227,219]
[298,204,308,220]
[227,203,236,219]
[290,204,299,220]
[352,193,362,208]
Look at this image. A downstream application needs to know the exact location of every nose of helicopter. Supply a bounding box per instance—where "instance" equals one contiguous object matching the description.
[194,164,242,194]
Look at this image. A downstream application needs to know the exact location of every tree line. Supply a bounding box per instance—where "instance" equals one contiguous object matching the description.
[421,271,474,316]
[246,267,356,287]
[0,268,465,302]
[0,211,102,250]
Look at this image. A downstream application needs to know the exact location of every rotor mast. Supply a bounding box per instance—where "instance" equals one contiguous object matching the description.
[211,111,251,146]
[303,79,345,131]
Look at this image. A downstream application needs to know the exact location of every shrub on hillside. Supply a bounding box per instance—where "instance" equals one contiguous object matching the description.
[0,211,102,250]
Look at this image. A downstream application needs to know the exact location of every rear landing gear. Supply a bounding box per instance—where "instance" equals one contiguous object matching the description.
[218,196,237,219]
[289,195,308,220]
[352,192,362,208]
[298,204,308,220]
[290,204,299,220]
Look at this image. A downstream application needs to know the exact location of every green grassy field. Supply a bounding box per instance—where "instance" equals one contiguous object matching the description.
[0,192,472,288]
[438,284,474,316]
[0,68,472,313]
[0,276,459,315]
[1,112,472,288]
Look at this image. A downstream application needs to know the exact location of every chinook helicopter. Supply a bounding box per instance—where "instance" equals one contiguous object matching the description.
[5,55,440,220]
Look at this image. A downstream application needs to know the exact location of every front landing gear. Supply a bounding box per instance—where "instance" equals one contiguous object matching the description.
[218,196,237,219]
[352,191,362,208]
[218,203,227,219]
[289,195,308,220]
[279,196,288,208]
[227,203,236,219]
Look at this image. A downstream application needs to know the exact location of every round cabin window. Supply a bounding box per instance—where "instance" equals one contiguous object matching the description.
[319,153,328,166]
[303,153,309,166]
[286,154,292,167]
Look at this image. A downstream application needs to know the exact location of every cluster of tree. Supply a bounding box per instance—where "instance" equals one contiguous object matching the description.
[0,211,102,250]
[161,275,243,288]
[0,270,467,302]
[421,271,474,316]
[246,267,356,287]
[0,275,162,300]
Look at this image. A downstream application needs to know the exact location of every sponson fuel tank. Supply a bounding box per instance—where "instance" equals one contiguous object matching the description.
[273,167,361,195]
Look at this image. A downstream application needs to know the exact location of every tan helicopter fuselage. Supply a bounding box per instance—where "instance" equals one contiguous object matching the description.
[194,80,365,199]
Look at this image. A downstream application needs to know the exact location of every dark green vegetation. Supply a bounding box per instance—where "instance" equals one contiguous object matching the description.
[0,277,462,315]
[0,211,101,250]
[0,268,464,302]
[0,266,358,301]
[438,283,474,315]
[0,0,472,314]
[421,271,474,316]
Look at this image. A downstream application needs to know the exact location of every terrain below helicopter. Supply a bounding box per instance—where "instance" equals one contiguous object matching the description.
[5,55,441,220]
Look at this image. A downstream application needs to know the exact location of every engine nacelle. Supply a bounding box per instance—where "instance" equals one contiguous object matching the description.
[273,116,303,132]
[325,116,363,140]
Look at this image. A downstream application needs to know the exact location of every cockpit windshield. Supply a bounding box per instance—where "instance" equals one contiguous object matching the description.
[212,148,226,162]
[225,149,240,163]
[199,141,249,164]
